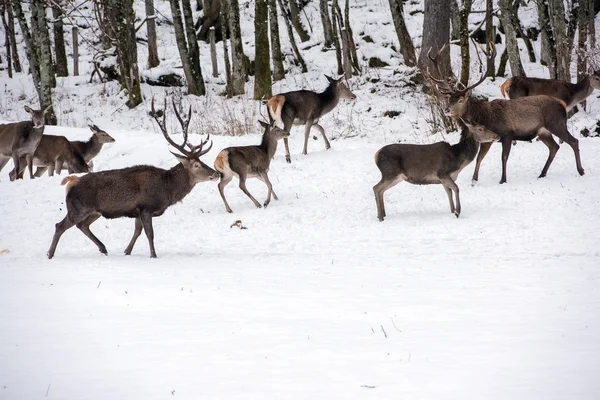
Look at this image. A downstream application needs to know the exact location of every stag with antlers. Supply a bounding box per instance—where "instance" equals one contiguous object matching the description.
[426,44,585,184]
[47,98,219,259]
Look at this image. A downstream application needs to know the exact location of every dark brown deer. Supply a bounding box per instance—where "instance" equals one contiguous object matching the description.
[500,71,600,111]
[0,105,51,181]
[47,98,219,259]
[373,120,499,221]
[214,121,289,213]
[57,124,115,173]
[11,134,90,178]
[427,45,585,184]
[267,75,356,163]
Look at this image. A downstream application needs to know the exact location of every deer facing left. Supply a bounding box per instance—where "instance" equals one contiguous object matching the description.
[47,98,219,259]
[0,105,51,181]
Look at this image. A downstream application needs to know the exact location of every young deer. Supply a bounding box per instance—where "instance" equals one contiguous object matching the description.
[0,105,51,181]
[373,120,499,221]
[47,99,219,259]
[267,75,356,163]
[500,71,600,111]
[428,45,585,184]
[214,121,289,213]
[11,134,90,178]
[57,124,115,173]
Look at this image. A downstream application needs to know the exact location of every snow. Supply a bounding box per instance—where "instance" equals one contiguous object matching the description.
[1,1,600,399]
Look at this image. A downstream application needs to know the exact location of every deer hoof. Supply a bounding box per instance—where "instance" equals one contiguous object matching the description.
[263,201,270,208]
[285,156,291,163]
[256,204,263,209]
[538,173,546,179]
[99,246,108,255]
[578,168,585,176]
[150,253,157,258]
[455,212,460,218]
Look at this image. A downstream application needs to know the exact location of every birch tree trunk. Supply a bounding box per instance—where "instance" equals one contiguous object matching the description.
[146,0,160,68]
[269,0,285,81]
[498,0,525,76]
[52,5,68,77]
[319,0,334,48]
[388,0,416,67]
[31,0,56,89]
[228,0,247,95]
[254,0,272,99]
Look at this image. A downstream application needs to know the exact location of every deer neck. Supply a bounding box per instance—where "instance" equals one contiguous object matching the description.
[571,75,594,105]
[84,134,104,160]
[452,128,479,165]
[165,163,195,205]
[318,85,339,116]
[463,99,491,125]
[260,133,279,163]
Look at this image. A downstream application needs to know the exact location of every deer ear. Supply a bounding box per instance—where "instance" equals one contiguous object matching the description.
[172,152,189,165]
[258,120,270,129]
[465,89,472,98]
[324,75,335,83]
[24,106,33,114]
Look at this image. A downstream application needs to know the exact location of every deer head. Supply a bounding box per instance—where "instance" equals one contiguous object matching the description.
[325,75,357,101]
[259,120,289,140]
[460,119,500,143]
[88,124,116,144]
[24,105,51,128]
[151,97,219,184]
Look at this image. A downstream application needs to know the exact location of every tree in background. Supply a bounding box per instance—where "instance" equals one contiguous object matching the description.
[146,0,160,69]
[319,0,334,49]
[388,0,416,67]
[499,0,525,76]
[418,0,452,80]
[269,0,285,81]
[288,0,309,42]
[52,2,68,77]
[169,0,206,96]
[13,0,57,124]
[226,0,247,95]
[254,0,272,99]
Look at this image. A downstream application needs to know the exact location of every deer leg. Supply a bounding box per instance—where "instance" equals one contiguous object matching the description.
[302,121,313,155]
[238,174,262,209]
[55,160,64,175]
[26,155,34,179]
[88,161,94,172]
[472,142,493,184]
[140,212,157,258]
[560,132,585,176]
[124,218,143,255]
[442,185,456,215]
[218,174,234,213]
[0,157,9,172]
[9,153,20,181]
[313,123,331,150]
[440,176,460,217]
[258,172,275,208]
[34,166,48,177]
[47,215,76,259]
[373,177,402,221]
[499,137,513,184]
[76,213,107,255]
[537,132,560,178]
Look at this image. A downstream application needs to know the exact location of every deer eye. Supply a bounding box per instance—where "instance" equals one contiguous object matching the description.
[194,162,200,168]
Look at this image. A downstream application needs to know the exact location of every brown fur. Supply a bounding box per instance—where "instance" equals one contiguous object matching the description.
[61,176,80,194]
[267,95,286,128]
[500,79,511,98]
[214,151,228,172]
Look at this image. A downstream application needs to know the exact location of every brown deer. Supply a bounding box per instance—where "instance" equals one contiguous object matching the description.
[0,105,51,181]
[500,71,600,111]
[11,134,90,178]
[427,45,585,184]
[57,124,115,173]
[267,75,356,163]
[214,121,289,213]
[373,120,499,221]
[47,98,219,259]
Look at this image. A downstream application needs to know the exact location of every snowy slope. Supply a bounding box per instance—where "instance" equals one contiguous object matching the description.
[1,0,600,399]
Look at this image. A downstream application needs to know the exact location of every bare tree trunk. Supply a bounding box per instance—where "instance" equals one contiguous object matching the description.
[31,0,56,89]
[278,0,307,73]
[485,0,495,78]
[589,0,596,48]
[288,0,309,42]
[146,0,160,68]
[254,0,272,100]
[499,0,525,76]
[219,0,233,97]
[548,0,571,81]
[227,0,246,95]
[52,5,68,77]
[511,0,535,63]
[319,0,334,48]
[331,0,343,75]
[182,0,206,94]
[497,47,509,76]
[458,0,472,86]
[210,27,218,77]
[1,4,11,78]
[537,0,557,77]
[418,0,452,80]
[343,0,360,74]
[578,0,589,109]
[2,1,21,73]
[388,0,416,67]
[14,0,57,124]
[72,26,79,76]
[170,0,205,96]
[269,0,285,81]
[449,0,460,41]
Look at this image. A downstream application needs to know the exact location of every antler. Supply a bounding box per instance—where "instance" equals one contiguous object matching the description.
[424,45,453,95]
[464,42,497,93]
[151,96,212,159]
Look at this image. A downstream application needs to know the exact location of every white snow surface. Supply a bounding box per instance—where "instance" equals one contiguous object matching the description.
[1,1,600,399]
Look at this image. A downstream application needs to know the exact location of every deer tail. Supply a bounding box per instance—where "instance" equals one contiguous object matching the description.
[267,95,285,128]
[61,176,80,194]
[500,79,511,99]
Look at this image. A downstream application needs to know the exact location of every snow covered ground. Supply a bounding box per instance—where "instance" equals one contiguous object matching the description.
[2,0,600,398]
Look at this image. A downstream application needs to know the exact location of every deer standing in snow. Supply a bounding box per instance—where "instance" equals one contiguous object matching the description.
[57,124,115,173]
[267,75,356,163]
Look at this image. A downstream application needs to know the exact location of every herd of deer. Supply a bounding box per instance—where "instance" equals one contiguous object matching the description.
[0,58,595,258]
